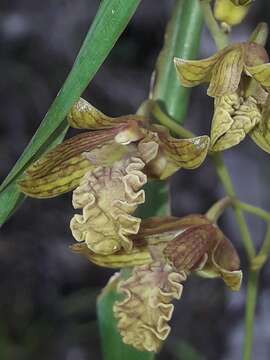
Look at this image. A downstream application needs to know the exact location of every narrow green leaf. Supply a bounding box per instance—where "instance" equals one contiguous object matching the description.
[0,123,69,226]
[0,0,141,225]
[0,183,26,226]
[97,275,154,360]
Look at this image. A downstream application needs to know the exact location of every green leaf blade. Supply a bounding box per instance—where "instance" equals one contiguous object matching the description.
[0,0,141,226]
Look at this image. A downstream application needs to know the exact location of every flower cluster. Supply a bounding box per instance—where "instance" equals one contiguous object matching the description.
[175,41,270,152]
[18,44,256,350]
[17,95,243,351]
[73,214,242,352]
[19,98,209,254]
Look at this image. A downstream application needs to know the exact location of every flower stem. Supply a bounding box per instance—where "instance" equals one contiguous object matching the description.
[200,0,229,50]
[211,154,255,260]
[205,196,233,222]
[251,225,270,271]
[258,225,270,259]
[233,200,270,224]
[151,102,194,138]
[243,270,259,360]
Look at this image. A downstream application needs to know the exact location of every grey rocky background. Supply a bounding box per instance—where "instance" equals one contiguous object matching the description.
[0,1,270,359]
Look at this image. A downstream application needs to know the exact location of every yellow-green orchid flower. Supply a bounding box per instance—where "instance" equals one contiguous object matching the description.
[174,42,270,152]
[18,98,209,255]
[174,42,268,98]
[72,214,242,352]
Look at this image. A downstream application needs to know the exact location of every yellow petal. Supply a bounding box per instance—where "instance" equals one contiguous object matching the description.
[211,93,240,148]
[210,235,242,291]
[70,243,152,268]
[68,98,123,129]
[196,227,242,291]
[149,126,209,179]
[174,53,219,87]
[70,157,147,255]
[208,46,244,97]
[114,263,185,352]
[68,98,147,133]
[246,63,270,89]
[217,269,243,291]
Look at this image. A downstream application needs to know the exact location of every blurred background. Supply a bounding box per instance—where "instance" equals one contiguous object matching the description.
[1,0,270,359]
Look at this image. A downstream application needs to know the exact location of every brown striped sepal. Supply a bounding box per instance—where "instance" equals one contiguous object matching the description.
[68,97,147,131]
[18,128,128,198]
[174,42,268,98]
[133,214,210,246]
[144,125,210,179]
[70,242,152,268]
[163,223,242,291]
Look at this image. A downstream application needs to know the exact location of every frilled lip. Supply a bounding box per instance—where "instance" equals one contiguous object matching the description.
[210,93,263,152]
[70,213,242,291]
[113,263,185,352]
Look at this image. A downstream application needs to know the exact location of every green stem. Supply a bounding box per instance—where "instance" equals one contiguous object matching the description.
[258,225,270,258]
[212,154,255,260]
[151,102,194,138]
[152,0,203,123]
[251,225,270,271]
[243,270,259,360]
[233,200,270,224]
[206,196,232,222]
[200,0,229,50]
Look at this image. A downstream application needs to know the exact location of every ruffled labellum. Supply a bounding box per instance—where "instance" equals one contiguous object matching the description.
[114,263,185,352]
[70,157,148,255]
[211,93,262,151]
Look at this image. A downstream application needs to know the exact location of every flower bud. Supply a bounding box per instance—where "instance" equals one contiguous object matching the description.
[214,0,251,30]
